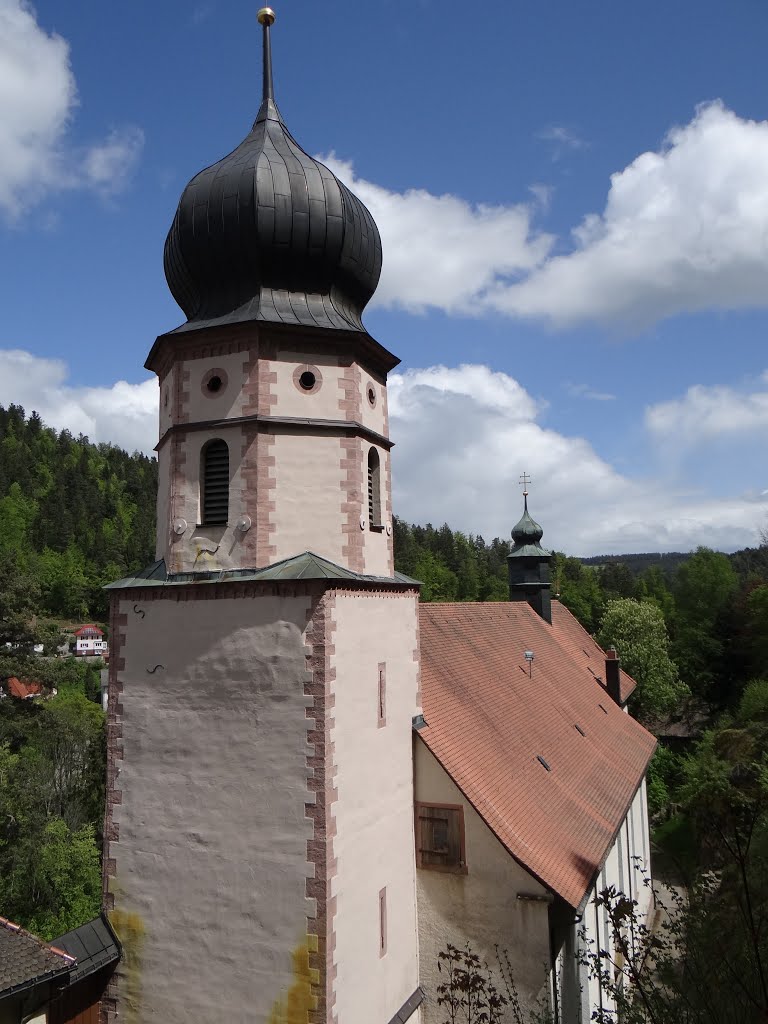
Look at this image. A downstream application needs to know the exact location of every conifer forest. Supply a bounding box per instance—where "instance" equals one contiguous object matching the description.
[1,403,768,1019]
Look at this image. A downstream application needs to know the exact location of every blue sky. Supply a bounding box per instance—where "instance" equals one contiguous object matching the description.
[1,0,767,555]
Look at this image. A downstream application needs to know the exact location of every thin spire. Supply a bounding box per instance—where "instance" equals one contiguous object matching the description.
[519,472,531,512]
[255,8,280,123]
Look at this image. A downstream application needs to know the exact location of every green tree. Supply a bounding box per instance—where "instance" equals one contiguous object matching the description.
[413,550,459,602]
[598,598,688,720]
[672,547,738,699]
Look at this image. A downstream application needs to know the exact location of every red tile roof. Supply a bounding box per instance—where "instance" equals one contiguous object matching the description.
[74,625,103,637]
[550,601,637,705]
[6,677,42,699]
[417,600,656,909]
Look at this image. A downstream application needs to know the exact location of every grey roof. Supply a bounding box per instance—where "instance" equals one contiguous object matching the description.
[163,17,381,336]
[105,551,420,591]
[51,915,120,984]
[0,916,73,998]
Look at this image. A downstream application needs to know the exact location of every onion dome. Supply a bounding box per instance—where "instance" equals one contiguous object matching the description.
[163,8,382,335]
[510,492,550,557]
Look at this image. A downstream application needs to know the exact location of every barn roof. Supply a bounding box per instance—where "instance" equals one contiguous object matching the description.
[417,600,656,909]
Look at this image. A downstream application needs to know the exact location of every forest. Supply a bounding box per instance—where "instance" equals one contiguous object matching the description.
[1,404,768,1019]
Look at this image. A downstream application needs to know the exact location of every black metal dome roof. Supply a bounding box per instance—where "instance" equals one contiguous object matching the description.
[163,12,382,335]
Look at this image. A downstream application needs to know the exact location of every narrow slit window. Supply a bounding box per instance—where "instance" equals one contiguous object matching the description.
[379,887,387,957]
[367,447,381,527]
[201,439,229,525]
[378,663,386,727]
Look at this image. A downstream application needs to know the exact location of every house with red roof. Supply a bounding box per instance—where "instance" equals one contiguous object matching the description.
[413,497,655,1022]
[72,626,108,658]
[2,677,43,700]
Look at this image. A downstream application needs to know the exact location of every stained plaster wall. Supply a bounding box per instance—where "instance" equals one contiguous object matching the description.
[165,424,249,573]
[330,591,421,1023]
[108,592,316,1023]
[414,742,552,1024]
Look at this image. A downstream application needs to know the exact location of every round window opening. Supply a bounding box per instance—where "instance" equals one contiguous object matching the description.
[367,386,376,407]
[206,375,223,394]
[299,371,316,391]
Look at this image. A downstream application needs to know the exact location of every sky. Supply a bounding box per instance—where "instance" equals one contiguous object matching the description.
[0,0,767,556]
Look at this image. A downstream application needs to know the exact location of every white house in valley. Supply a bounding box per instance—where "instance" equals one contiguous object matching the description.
[100,10,655,1023]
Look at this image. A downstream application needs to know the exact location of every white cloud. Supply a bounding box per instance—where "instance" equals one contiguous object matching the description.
[327,102,768,332]
[322,155,553,315]
[646,374,768,448]
[566,383,616,402]
[0,0,143,218]
[536,124,588,159]
[82,126,145,196]
[498,102,768,328]
[0,349,157,454]
[389,364,766,555]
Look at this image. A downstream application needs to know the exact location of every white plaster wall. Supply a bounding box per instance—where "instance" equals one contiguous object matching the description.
[183,351,250,423]
[155,442,171,562]
[271,432,346,565]
[414,742,552,1024]
[362,446,393,577]
[270,350,344,421]
[159,368,174,438]
[358,373,388,437]
[331,592,421,1024]
[111,593,315,1024]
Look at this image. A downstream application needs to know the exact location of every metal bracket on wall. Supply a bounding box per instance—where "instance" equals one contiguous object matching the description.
[133,604,145,619]
[146,665,165,675]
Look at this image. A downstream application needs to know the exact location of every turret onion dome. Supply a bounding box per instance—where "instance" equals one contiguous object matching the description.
[163,8,382,335]
[510,493,551,557]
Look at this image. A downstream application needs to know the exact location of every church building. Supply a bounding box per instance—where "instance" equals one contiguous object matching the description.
[102,10,655,1023]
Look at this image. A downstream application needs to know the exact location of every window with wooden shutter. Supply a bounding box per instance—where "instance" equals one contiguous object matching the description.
[415,802,466,873]
[367,447,381,528]
[201,439,230,525]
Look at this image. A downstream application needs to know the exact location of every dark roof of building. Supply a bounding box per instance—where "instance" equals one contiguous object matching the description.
[105,552,419,590]
[417,600,656,909]
[51,914,121,984]
[162,14,381,337]
[0,916,74,998]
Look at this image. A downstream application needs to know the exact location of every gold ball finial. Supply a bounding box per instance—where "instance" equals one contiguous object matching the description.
[257,7,276,26]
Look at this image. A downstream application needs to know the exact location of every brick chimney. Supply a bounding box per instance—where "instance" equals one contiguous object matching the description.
[605,646,622,706]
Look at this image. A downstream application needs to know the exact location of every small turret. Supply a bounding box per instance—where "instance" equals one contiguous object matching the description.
[508,477,552,623]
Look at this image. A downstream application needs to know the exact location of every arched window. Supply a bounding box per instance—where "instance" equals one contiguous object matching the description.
[201,439,229,525]
[367,447,381,528]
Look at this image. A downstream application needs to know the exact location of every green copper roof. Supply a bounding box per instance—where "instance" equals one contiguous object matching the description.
[105,552,419,590]
[509,495,551,558]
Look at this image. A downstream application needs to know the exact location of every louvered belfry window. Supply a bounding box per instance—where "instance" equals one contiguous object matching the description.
[415,802,466,873]
[367,447,381,527]
[201,439,229,525]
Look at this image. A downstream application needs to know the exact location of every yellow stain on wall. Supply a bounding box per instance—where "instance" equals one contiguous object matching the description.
[267,937,320,1024]
[109,907,145,1024]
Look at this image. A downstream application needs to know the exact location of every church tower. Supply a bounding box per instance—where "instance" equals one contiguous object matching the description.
[103,11,422,1022]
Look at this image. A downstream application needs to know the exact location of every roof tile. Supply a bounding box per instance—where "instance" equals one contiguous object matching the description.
[417,600,656,909]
